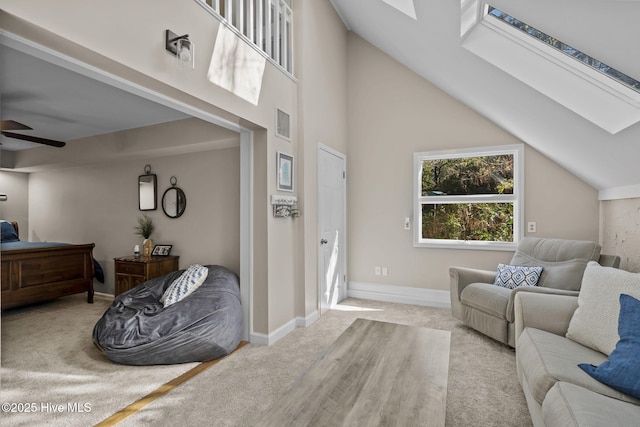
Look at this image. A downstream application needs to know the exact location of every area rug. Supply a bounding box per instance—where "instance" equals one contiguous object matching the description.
[120,298,533,427]
[0,294,200,427]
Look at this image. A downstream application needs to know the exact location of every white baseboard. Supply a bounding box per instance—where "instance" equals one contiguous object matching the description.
[93,291,114,300]
[249,282,452,346]
[296,310,319,328]
[250,310,320,346]
[348,281,451,309]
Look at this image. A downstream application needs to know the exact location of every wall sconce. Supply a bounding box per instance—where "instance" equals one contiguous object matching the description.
[165,29,195,70]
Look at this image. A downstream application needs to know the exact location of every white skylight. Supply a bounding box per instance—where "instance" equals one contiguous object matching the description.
[460,1,640,134]
[487,7,640,94]
[381,0,417,20]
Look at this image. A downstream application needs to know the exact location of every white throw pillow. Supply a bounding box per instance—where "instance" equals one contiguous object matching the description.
[566,261,640,355]
[161,265,209,307]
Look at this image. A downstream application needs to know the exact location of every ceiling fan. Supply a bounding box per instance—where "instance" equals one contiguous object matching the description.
[0,120,66,148]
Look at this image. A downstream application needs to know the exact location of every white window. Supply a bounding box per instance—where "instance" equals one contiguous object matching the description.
[460,2,640,134]
[487,7,639,94]
[413,144,524,250]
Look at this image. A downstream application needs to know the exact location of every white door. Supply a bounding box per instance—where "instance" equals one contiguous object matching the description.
[318,145,347,314]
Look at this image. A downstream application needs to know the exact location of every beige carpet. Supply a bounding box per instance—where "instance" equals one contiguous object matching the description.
[1,295,533,426]
[0,294,200,427]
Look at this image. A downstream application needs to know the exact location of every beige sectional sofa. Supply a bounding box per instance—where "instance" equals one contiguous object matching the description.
[514,263,640,426]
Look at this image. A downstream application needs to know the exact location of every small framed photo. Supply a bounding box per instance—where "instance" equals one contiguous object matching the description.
[277,152,294,192]
[152,244,173,256]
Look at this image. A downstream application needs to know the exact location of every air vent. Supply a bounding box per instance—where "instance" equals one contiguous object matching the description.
[276,108,291,140]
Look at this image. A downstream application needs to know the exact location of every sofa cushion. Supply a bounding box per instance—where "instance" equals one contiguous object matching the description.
[510,237,600,291]
[494,264,543,289]
[460,283,511,319]
[517,327,639,406]
[542,382,640,427]
[579,294,640,399]
[566,262,640,355]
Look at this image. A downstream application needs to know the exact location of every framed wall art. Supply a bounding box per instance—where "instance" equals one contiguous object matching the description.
[277,152,294,192]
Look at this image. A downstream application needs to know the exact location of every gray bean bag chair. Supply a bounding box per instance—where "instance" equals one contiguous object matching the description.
[93,265,243,365]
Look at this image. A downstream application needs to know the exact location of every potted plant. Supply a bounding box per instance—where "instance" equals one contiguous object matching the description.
[135,214,155,257]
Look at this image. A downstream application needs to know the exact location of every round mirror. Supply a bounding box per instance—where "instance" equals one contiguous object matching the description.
[162,187,186,218]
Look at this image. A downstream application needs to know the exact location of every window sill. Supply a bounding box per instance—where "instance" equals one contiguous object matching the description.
[414,240,517,251]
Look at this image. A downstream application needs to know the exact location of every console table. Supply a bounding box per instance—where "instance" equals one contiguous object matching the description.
[114,255,179,296]
[257,318,451,426]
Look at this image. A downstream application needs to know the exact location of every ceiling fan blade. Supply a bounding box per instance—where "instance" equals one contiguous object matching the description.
[1,131,66,148]
[0,120,33,131]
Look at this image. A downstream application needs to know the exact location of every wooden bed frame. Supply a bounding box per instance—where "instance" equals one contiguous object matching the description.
[1,221,95,310]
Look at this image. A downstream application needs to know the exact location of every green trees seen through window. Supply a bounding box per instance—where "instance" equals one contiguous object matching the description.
[420,155,514,242]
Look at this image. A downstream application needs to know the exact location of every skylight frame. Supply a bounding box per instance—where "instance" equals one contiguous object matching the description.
[460,0,640,134]
[486,6,640,94]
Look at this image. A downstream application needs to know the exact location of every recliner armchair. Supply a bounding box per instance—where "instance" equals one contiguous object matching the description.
[449,237,620,347]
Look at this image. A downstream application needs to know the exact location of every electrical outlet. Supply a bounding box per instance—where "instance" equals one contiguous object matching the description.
[375,266,381,276]
[528,222,537,233]
[382,267,388,276]
[404,217,411,230]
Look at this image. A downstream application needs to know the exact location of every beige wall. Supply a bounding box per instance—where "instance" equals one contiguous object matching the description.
[346,33,600,291]
[24,127,240,294]
[295,0,349,319]
[601,198,640,272]
[0,171,29,230]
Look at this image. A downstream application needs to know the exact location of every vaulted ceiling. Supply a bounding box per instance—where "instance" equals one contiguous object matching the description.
[1,1,638,198]
[330,0,640,198]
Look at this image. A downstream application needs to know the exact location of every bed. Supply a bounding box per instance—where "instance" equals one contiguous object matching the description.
[1,220,95,310]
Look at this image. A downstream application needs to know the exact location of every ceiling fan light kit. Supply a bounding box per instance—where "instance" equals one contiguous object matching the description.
[165,29,195,71]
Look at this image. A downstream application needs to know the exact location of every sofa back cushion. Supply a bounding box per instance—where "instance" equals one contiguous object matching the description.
[510,237,601,291]
[578,294,640,400]
[566,262,640,355]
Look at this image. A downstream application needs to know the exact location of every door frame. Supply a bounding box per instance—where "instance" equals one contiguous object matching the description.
[317,143,347,313]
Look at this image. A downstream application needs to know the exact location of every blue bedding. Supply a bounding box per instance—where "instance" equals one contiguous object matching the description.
[1,241,71,250]
[1,221,104,283]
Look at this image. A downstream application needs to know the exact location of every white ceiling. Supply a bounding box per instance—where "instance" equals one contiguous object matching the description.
[330,0,640,196]
[0,44,189,151]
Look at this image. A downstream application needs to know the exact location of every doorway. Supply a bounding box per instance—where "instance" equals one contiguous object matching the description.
[318,144,347,314]
[1,32,253,340]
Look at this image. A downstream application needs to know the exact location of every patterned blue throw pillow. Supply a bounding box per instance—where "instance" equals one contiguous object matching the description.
[161,264,209,307]
[579,294,640,400]
[493,264,543,289]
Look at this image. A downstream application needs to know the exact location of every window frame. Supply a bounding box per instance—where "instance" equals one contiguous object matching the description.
[413,144,524,251]
[460,1,640,134]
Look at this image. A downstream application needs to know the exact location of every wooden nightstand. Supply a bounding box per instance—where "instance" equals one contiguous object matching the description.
[114,255,180,296]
